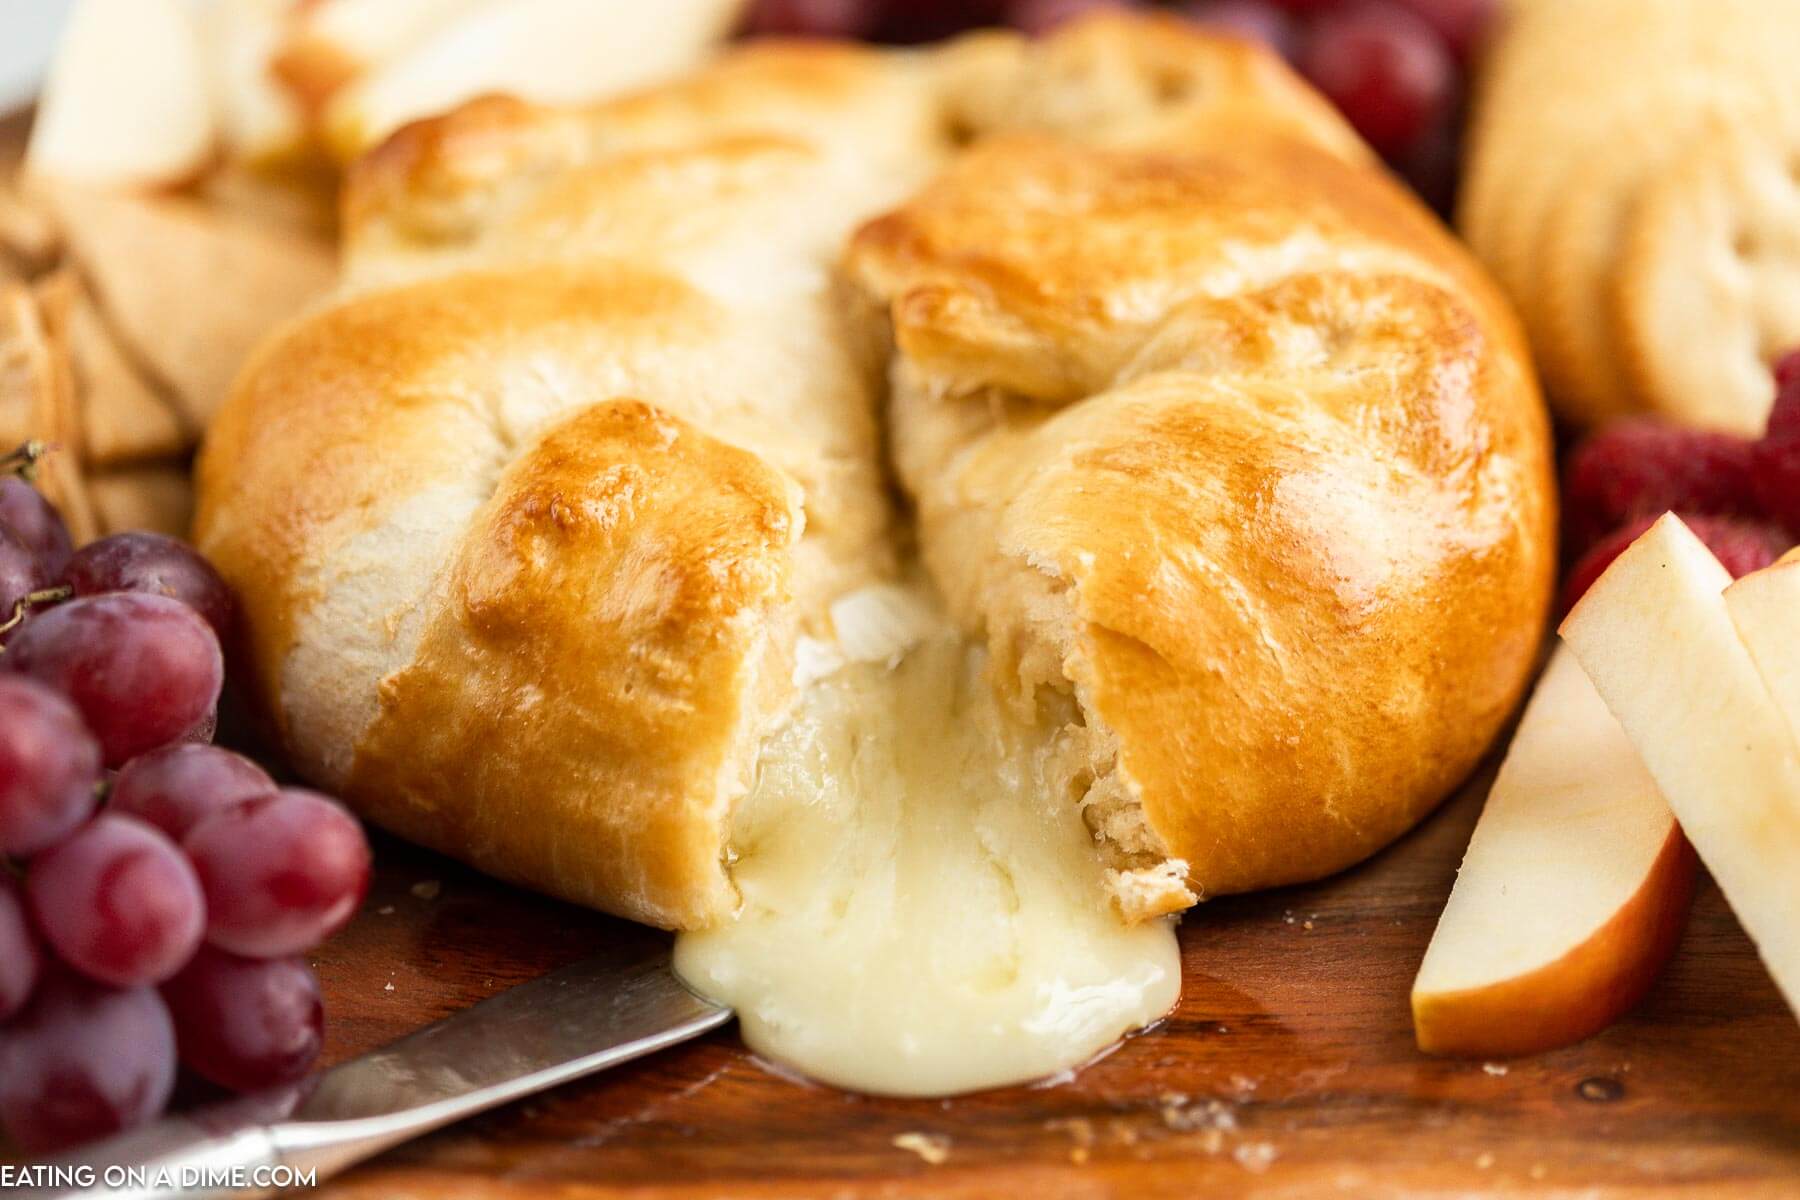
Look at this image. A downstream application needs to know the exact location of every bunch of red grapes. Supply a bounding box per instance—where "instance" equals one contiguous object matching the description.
[741,0,1495,209]
[0,445,372,1153]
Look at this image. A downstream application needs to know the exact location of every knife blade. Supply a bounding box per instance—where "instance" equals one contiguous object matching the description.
[25,938,733,1199]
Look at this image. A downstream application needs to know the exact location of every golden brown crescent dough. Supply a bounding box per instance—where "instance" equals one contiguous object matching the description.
[195,14,1555,929]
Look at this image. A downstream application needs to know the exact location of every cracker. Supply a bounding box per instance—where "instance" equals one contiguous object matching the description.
[1462,0,1800,425]
[1535,72,1799,425]
[33,180,334,429]
[1616,116,1800,434]
[0,187,59,276]
[38,270,191,465]
[1460,0,1692,297]
[0,281,97,543]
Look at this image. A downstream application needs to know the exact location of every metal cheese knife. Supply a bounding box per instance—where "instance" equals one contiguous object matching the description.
[27,941,733,1198]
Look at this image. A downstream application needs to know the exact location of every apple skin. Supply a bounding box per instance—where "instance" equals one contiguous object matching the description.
[1413,827,1696,1057]
[1562,514,1800,1019]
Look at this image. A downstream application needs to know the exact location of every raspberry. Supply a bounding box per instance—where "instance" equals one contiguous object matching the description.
[1752,348,1800,532]
[1562,513,1792,614]
[1751,436,1800,537]
[1561,421,1759,561]
[1768,348,1800,441]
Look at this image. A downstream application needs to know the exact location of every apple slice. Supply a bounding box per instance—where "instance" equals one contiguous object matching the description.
[25,0,217,188]
[1561,514,1800,1018]
[1725,549,1800,749]
[1413,646,1695,1056]
[321,0,747,160]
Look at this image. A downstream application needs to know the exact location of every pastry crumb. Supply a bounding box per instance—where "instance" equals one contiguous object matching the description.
[1482,1062,1508,1076]
[1047,1117,1096,1148]
[411,880,442,901]
[893,1132,950,1165]
[1233,1142,1277,1173]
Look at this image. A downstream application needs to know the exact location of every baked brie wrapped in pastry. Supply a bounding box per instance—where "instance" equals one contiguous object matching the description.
[196,14,1554,1093]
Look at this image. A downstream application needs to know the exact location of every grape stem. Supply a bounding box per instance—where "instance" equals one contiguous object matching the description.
[0,440,49,483]
[0,586,72,640]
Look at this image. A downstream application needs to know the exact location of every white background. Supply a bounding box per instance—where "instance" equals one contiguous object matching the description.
[0,0,74,113]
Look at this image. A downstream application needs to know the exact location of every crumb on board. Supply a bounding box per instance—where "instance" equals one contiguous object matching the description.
[893,1132,951,1165]
[382,981,395,992]
[377,905,396,916]
[1482,1062,1509,1077]
[1159,1095,1237,1134]
[1233,1142,1277,1173]
[1046,1117,1096,1148]
[411,879,442,901]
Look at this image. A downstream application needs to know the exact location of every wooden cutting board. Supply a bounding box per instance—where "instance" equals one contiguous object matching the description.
[310,764,1800,1200]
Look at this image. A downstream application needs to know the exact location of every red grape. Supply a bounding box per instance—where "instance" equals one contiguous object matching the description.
[878,0,1006,43]
[0,476,72,578]
[740,0,884,37]
[0,522,47,628]
[0,877,41,1022]
[0,675,101,857]
[162,947,323,1092]
[110,744,277,840]
[184,709,220,747]
[0,971,176,1152]
[28,814,206,987]
[1007,0,1137,36]
[61,531,236,644]
[1395,102,1460,213]
[1180,2,1299,59]
[185,789,371,959]
[1393,0,1497,63]
[1299,2,1456,158]
[3,593,224,767]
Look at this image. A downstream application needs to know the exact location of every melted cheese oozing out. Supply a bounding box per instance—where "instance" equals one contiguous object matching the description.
[673,622,1181,1097]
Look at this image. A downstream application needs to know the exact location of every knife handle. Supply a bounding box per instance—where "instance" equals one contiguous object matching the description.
[25,1120,283,1199]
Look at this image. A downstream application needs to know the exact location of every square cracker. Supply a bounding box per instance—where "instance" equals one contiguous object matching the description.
[32,180,334,430]
[34,269,191,466]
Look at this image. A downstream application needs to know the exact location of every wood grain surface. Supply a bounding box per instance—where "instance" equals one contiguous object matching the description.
[309,767,1800,1200]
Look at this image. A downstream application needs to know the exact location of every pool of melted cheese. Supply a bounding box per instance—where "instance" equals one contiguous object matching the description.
[673,595,1180,1097]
